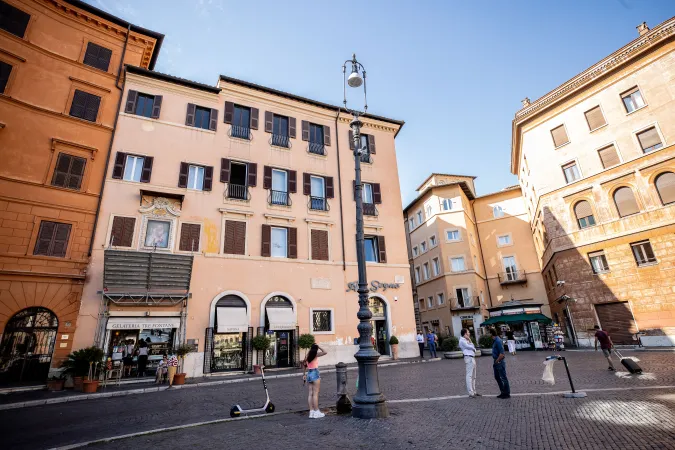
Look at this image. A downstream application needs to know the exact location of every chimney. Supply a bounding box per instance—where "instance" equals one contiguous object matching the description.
[521,97,531,108]
[637,22,649,36]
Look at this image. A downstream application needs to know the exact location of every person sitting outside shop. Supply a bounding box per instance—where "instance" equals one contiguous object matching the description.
[155,354,168,384]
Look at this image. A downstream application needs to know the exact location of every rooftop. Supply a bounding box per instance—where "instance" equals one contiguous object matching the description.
[126,66,221,94]
[414,173,477,192]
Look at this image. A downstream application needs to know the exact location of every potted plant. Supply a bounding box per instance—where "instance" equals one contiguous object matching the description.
[389,336,399,360]
[298,334,315,362]
[46,374,66,391]
[441,336,462,359]
[479,334,494,356]
[172,343,195,385]
[252,335,272,374]
[80,347,104,393]
[61,347,100,392]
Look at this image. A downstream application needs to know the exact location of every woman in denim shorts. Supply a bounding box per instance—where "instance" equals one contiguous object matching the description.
[302,344,327,419]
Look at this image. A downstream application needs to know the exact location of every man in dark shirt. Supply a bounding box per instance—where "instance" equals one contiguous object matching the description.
[594,325,615,371]
[491,328,510,399]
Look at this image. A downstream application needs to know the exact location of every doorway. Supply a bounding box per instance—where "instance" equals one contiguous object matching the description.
[273,331,293,368]
[368,297,389,356]
[229,162,248,200]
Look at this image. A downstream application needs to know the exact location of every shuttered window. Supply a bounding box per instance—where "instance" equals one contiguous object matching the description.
[83,42,112,72]
[636,127,663,154]
[179,223,201,252]
[621,87,646,113]
[584,106,606,131]
[0,1,30,38]
[223,220,246,255]
[562,162,581,183]
[588,251,609,274]
[655,172,675,205]
[574,200,596,229]
[631,240,657,266]
[550,125,569,148]
[310,229,329,261]
[69,90,101,122]
[262,225,297,259]
[186,104,217,131]
[51,153,86,190]
[613,187,640,217]
[33,221,71,257]
[598,145,620,169]
[0,60,11,94]
[109,216,135,247]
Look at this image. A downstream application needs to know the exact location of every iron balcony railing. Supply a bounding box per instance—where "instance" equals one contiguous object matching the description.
[229,125,251,140]
[363,202,378,216]
[450,296,481,311]
[498,270,527,285]
[309,196,329,211]
[226,183,250,201]
[308,142,326,156]
[270,134,291,148]
[269,189,291,206]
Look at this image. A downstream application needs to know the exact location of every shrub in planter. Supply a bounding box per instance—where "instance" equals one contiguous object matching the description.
[389,336,399,360]
[479,335,493,349]
[440,336,459,352]
[61,346,103,391]
[252,335,272,373]
[298,334,315,361]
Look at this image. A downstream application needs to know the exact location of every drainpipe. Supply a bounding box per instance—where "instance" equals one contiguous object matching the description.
[335,110,346,270]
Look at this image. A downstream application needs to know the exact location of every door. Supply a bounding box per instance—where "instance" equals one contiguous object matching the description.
[503,256,518,281]
[595,302,637,345]
[275,331,292,368]
[374,321,387,355]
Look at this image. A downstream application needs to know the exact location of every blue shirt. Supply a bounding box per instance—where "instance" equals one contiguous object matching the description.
[427,333,435,344]
[492,337,505,360]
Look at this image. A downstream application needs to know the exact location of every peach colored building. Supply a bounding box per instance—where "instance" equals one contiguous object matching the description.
[0,0,162,384]
[511,19,675,347]
[72,66,417,376]
[404,174,549,347]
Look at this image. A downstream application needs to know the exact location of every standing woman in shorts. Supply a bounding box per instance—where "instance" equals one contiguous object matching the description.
[302,344,327,418]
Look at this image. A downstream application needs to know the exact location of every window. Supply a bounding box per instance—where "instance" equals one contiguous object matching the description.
[0,1,30,38]
[493,206,504,218]
[497,234,512,246]
[412,246,419,257]
[134,93,156,118]
[432,257,441,276]
[414,266,421,283]
[364,236,378,262]
[271,227,288,258]
[446,230,460,241]
[83,42,112,72]
[655,172,675,205]
[420,241,427,253]
[503,256,518,280]
[69,90,101,122]
[425,205,432,218]
[271,114,290,148]
[51,153,86,190]
[437,293,445,306]
[427,296,433,308]
[223,220,246,255]
[144,220,170,248]
[232,104,251,139]
[408,218,415,231]
[636,127,663,154]
[34,221,71,257]
[562,162,581,184]
[0,60,11,94]
[125,90,162,119]
[310,175,326,210]
[455,288,470,308]
[589,251,609,274]
[109,216,135,247]
[441,198,452,211]
[195,106,212,130]
[584,106,606,131]
[178,223,201,252]
[613,187,640,217]
[112,152,152,183]
[310,229,329,261]
[621,87,646,113]
[363,183,374,204]
[551,125,569,147]
[188,165,205,190]
[416,210,423,224]
[179,163,213,191]
[631,240,656,266]
[450,256,465,272]
[270,169,289,205]
[429,235,437,247]
[598,145,620,169]
[574,200,596,229]
[124,155,145,182]
[308,123,325,155]
[311,310,333,333]
[423,262,430,280]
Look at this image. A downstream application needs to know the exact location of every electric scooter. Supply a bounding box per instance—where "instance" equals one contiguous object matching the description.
[230,365,275,417]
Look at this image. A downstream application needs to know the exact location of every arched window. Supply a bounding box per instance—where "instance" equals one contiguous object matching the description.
[574,200,596,229]
[613,187,640,217]
[655,172,675,205]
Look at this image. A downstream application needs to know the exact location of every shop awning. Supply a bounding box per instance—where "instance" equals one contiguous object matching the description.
[482,313,551,326]
[107,317,181,330]
[266,307,296,330]
[216,307,248,333]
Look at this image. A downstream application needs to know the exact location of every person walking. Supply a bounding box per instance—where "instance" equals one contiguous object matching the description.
[491,328,510,399]
[506,329,516,355]
[594,325,616,371]
[416,332,425,358]
[302,344,327,419]
[426,330,438,359]
[460,328,480,398]
[167,353,179,387]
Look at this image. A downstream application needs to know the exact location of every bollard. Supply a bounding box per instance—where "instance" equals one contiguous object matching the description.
[554,356,587,398]
[335,362,352,414]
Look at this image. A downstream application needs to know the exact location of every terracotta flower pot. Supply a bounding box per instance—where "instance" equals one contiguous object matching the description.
[391,344,399,360]
[173,373,186,385]
[47,379,65,391]
[253,365,262,375]
[73,376,84,392]
[82,380,99,393]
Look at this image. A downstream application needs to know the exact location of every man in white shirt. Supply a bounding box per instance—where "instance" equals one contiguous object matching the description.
[416,332,425,358]
[460,328,480,397]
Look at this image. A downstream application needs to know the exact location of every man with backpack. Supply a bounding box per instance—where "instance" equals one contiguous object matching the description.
[594,325,616,371]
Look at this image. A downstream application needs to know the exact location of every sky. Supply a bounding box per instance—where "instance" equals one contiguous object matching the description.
[87,0,673,204]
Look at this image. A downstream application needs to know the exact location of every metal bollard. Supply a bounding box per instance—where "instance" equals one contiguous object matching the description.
[335,362,352,414]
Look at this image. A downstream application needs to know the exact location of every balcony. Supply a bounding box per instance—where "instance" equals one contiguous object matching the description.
[450,296,481,311]
[308,142,326,156]
[363,202,378,216]
[270,134,290,148]
[226,183,250,201]
[309,196,329,211]
[269,190,291,206]
[498,270,527,285]
[229,125,251,140]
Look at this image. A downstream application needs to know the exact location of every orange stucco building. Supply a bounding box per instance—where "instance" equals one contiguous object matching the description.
[0,0,162,384]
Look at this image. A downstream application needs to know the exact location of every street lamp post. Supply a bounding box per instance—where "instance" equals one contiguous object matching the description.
[342,54,389,419]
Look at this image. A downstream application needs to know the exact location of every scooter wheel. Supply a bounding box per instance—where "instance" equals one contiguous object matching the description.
[230,406,241,418]
[265,403,275,414]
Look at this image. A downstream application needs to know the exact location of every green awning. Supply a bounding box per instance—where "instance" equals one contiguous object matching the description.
[481,313,551,326]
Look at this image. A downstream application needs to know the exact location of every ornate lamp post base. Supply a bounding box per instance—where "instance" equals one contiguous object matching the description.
[352,351,389,418]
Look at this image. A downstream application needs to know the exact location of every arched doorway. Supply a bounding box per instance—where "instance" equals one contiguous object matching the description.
[209,294,252,372]
[262,295,297,368]
[0,307,58,385]
[368,297,389,356]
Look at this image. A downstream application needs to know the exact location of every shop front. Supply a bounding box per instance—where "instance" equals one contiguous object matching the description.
[482,301,551,350]
[207,295,252,373]
[262,296,297,368]
[368,297,389,356]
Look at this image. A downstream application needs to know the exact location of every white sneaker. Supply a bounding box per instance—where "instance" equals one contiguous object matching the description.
[315,410,325,418]
[309,410,316,418]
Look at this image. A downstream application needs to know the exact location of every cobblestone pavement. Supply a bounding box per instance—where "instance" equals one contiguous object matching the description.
[1,350,674,449]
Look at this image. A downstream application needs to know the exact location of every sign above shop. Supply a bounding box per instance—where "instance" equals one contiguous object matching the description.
[107,317,181,330]
[346,280,401,293]
[490,306,542,317]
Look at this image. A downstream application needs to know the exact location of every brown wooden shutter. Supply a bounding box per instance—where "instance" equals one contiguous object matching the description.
[112,152,126,179]
[224,220,246,255]
[247,163,257,187]
[185,103,196,127]
[574,200,593,219]
[209,108,218,131]
[70,90,88,118]
[614,187,639,217]
[220,158,230,183]
[325,176,334,198]
[288,227,298,259]
[67,156,85,190]
[121,217,135,247]
[655,172,675,205]
[124,90,138,114]
[303,173,311,195]
[84,43,112,71]
[110,216,124,247]
[51,223,71,257]
[323,125,331,146]
[203,166,213,191]
[34,221,56,255]
[261,224,271,257]
[550,125,569,147]
[598,145,620,169]
[264,112,274,133]
[311,229,329,261]
[367,134,376,154]
[263,166,273,189]
[289,117,296,139]
[178,162,189,188]
[349,130,355,150]
[179,223,201,252]
[637,127,661,151]
[584,106,606,131]
[83,92,101,122]
[373,183,382,204]
[377,235,387,263]
[250,108,259,130]
[140,156,153,183]
[224,101,234,123]
[288,170,297,193]
[301,121,310,141]
[52,154,70,188]
[151,95,163,119]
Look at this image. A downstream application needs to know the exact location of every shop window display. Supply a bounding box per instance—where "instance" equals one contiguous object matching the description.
[212,333,244,371]
[108,327,175,377]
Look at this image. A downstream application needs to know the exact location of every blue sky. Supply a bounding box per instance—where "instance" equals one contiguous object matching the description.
[88,0,673,203]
